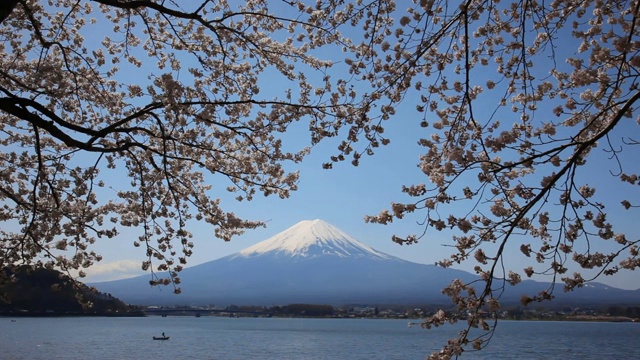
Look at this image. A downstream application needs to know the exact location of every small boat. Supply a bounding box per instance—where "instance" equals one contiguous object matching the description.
[153,336,170,340]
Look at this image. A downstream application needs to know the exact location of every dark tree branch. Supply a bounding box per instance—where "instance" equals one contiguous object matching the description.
[0,0,19,24]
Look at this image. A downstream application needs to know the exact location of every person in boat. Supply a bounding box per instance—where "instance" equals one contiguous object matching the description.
[162,332,165,337]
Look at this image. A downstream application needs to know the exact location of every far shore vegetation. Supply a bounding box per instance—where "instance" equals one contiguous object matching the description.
[137,303,640,323]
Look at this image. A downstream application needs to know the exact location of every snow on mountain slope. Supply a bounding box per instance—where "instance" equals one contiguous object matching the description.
[233,219,394,260]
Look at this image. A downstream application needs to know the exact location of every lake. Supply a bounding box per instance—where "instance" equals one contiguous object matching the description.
[1,316,639,359]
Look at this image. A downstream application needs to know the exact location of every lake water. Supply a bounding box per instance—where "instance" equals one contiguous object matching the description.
[1,316,639,359]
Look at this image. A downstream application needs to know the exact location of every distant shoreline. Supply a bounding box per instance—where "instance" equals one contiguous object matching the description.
[2,313,638,323]
[0,311,145,318]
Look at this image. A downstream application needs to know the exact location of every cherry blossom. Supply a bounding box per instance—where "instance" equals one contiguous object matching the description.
[1,1,639,357]
[0,0,394,292]
[354,0,640,357]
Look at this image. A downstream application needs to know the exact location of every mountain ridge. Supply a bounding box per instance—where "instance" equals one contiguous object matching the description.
[92,219,640,306]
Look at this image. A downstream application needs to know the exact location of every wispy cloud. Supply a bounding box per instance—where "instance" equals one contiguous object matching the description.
[82,260,145,283]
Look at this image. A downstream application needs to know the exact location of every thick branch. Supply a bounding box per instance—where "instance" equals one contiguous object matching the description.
[91,0,202,20]
[0,0,19,24]
[0,97,136,153]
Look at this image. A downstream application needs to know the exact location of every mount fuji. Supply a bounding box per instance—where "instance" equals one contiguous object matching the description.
[232,219,394,260]
[93,219,640,306]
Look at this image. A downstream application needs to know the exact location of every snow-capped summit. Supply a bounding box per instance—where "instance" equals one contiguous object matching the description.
[234,219,393,259]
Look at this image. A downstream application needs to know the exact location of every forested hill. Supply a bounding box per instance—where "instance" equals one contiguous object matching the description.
[0,266,138,316]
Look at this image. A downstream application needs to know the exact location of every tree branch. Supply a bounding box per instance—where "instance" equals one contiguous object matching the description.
[0,0,19,24]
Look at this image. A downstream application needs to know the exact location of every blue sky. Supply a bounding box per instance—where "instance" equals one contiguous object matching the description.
[85,94,640,291]
[20,2,637,292]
